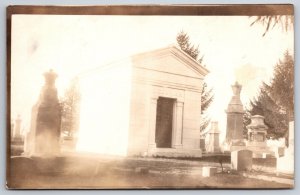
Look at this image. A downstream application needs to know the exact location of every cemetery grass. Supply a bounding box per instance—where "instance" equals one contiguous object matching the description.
[8,155,292,189]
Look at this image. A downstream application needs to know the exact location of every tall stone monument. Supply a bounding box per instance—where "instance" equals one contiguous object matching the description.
[207,121,221,153]
[225,81,245,150]
[24,70,61,157]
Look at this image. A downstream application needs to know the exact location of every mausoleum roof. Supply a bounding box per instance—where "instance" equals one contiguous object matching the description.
[78,45,209,79]
[132,45,210,77]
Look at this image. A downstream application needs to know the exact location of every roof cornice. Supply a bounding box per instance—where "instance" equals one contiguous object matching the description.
[132,45,210,77]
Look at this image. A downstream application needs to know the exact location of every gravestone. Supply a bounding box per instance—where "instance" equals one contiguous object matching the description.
[207,121,221,153]
[24,70,61,157]
[225,82,245,150]
[202,166,217,177]
[231,149,253,171]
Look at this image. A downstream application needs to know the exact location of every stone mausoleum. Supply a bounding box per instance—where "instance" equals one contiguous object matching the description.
[76,46,209,157]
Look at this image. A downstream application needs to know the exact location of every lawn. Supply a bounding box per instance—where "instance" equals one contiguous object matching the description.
[7,154,292,189]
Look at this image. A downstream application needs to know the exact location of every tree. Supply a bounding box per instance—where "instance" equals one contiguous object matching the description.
[177,31,199,61]
[200,82,214,132]
[268,51,294,119]
[176,31,213,133]
[244,51,294,144]
[60,77,81,138]
[250,15,294,36]
[243,111,252,139]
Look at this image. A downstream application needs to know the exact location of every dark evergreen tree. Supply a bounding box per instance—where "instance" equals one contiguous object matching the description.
[245,86,287,139]
[176,31,203,63]
[244,51,294,144]
[268,51,294,119]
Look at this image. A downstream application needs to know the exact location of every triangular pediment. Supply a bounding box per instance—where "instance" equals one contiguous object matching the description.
[131,46,209,79]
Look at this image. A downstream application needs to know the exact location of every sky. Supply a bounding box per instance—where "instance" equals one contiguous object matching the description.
[11,15,293,143]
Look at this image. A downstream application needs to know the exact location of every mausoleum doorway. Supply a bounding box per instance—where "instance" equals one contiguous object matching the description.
[155,97,175,148]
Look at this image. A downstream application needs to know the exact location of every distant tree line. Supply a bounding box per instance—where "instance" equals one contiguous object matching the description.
[60,78,81,139]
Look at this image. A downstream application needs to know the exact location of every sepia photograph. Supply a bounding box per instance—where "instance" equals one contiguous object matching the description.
[7,5,294,189]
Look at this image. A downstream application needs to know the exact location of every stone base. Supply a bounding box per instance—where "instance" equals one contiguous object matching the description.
[246,145,275,158]
[230,145,246,151]
[231,139,246,146]
[206,146,221,153]
[252,151,275,158]
[247,141,267,148]
[61,137,77,152]
[148,148,202,158]
[227,139,246,151]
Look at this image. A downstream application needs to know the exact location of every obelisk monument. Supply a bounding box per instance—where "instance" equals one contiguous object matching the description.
[35,69,61,156]
[24,70,62,157]
[225,81,245,150]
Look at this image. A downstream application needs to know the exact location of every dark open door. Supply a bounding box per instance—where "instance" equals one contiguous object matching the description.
[155,97,175,148]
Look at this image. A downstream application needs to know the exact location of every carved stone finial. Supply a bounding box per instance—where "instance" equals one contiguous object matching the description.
[226,81,244,113]
[43,69,58,87]
[247,115,268,130]
[232,81,242,97]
